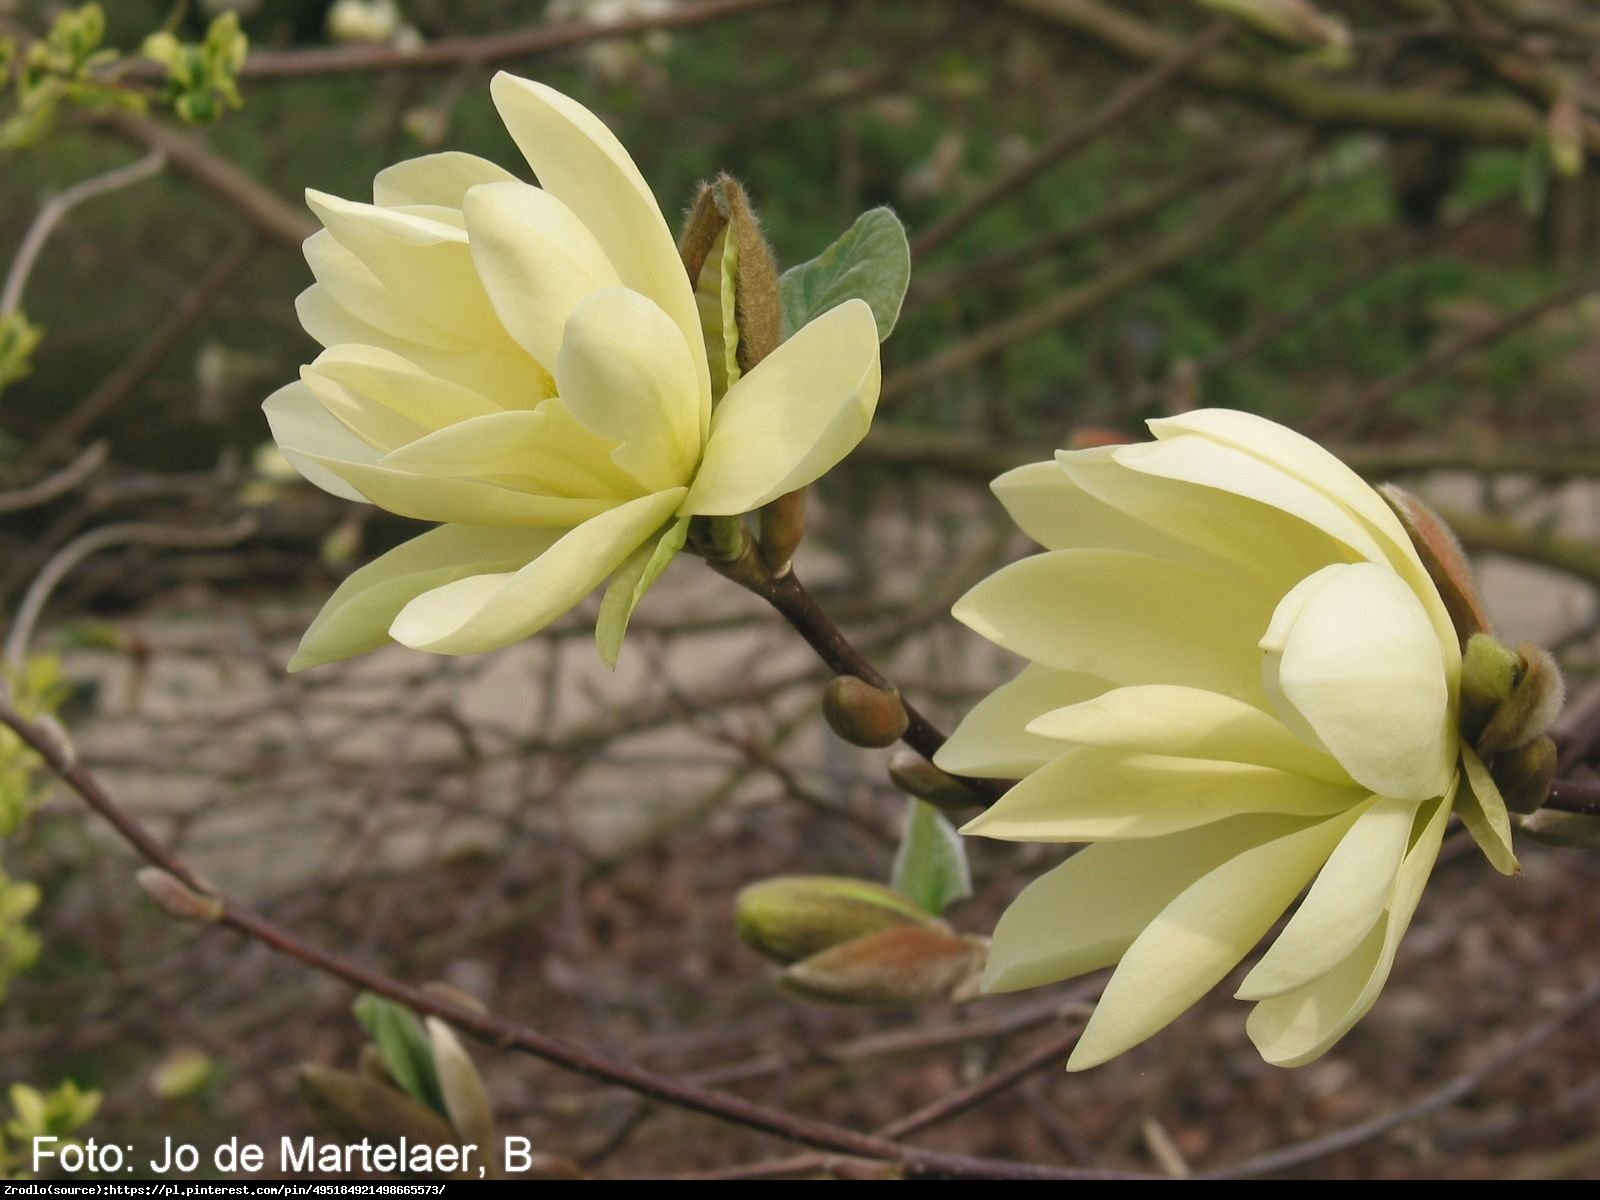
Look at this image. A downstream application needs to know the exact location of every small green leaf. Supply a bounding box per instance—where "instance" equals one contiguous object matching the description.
[890,799,972,915]
[352,993,444,1116]
[780,207,910,343]
[595,516,689,668]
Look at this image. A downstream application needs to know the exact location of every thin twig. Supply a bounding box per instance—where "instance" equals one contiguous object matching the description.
[0,441,108,514]
[1,151,166,315]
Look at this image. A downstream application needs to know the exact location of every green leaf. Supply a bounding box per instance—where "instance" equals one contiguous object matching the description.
[595,516,689,669]
[890,799,972,915]
[779,207,910,343]
[351,993,444,1116]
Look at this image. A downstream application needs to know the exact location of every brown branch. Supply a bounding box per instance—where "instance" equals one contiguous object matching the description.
[1546,777,1600,816]
[0,699,1138,1180]
[909,18,1233,258]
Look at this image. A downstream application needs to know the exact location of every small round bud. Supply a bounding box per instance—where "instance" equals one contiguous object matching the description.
[822,676,909,748]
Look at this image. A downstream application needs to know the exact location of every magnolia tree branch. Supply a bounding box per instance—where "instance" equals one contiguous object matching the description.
[0,698,1139,1181]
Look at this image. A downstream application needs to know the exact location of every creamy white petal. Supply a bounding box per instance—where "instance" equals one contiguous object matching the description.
[295,281,547,407]
[389,489,685,655]
[1267,562,1453,800]
[463,180,622,370]
[983,815,1309,993]
[488,73,709,414]
[290,450,617,527]
[1151,409,1417,566]
[1026,685,1349,784]
[1246,791,1451,1067]
[1458,744,1519,876]
[680,299,882,517]
[554,287,702,494]
[289,525,562,671]
[1058,449,1345,592]
[953,549,1275,703]
[301,345,504,454]
[373,151,518,209]
[306,190,512,346]
[1067,808,1363,1071]
[1237,794,1420,999]
[962,747,1362,843]
[261,381,375,502]
[990,460,1209,563]
[1114,436,1390,564]
[1150,409,1459,662]
[302,234,466,350]
[933,666,1111,779]
[378,406,640,500]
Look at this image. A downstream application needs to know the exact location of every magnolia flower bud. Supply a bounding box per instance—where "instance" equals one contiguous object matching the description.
[776,924,988,1007]
[822,676,909,748]
[735,875,930,965]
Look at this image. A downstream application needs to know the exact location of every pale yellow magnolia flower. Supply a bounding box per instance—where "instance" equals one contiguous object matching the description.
[265,74,881,670]
[936,409,1517,1070]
